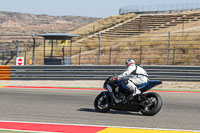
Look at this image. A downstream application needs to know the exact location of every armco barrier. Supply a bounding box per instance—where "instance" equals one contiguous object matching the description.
[0,65,200,81]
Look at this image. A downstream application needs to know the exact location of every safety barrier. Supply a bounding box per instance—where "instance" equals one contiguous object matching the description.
[0,66,10,80]
[0,65,200,81]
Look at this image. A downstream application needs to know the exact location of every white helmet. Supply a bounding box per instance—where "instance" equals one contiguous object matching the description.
[125,58,136,67]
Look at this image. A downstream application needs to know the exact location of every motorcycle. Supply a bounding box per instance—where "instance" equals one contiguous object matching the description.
[94,76,162,116]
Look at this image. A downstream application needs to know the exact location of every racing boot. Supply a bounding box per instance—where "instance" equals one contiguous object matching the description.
[133,88,141,97]
[128,88,141,100]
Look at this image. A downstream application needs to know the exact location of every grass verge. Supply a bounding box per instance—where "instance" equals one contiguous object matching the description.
[0,130,38,133]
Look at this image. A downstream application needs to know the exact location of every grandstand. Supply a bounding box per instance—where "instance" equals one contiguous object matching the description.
[76,12,200,40]
[70,10,200,65]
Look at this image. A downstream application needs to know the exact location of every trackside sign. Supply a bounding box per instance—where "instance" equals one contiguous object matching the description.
[16,57,24,66]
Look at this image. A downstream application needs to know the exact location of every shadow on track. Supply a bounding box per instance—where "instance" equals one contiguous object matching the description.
[78,108,142,116]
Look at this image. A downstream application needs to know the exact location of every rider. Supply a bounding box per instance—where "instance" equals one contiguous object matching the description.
[111,58,149,98]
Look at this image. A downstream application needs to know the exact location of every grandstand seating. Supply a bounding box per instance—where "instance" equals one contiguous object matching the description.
[71,11,200,65]
[76,12,200,42]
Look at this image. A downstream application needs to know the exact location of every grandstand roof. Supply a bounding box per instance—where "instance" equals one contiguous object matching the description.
[37,33,79,40]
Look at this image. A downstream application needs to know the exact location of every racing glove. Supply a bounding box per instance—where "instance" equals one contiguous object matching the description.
[110,74,118,83]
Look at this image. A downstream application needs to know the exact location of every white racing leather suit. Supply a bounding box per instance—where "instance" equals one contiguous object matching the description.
[118,64,149,95]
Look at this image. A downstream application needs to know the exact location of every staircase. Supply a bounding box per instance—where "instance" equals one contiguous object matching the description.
[76,12,200,42]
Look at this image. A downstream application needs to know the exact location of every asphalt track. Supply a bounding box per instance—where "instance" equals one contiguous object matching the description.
[0,87,199,131]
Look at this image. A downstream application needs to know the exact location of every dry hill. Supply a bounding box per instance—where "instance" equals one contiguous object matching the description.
[0,11,100,34]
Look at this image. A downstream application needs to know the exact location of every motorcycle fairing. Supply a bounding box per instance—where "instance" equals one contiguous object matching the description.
[139,80,162,93]
[106,84,113,93]
[118,80,162,93]
[104,84,116,105]
[119,80,130,91]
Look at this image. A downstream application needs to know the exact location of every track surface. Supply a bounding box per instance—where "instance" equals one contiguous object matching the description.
[0,87,199,131]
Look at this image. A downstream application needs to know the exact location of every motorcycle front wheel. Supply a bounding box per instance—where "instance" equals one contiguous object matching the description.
[140,92,162,116]
[94,92,111,113]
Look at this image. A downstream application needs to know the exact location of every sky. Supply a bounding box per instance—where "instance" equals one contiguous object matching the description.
[0,0,200,18]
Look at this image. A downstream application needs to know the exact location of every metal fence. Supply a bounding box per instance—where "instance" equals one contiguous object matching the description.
[119,3,200,15]
[0,65,199,81]
[62,31,200,66]
[1,31,200,66]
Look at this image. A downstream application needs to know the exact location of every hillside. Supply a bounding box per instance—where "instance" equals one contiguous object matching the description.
[69,11,200,65]
[0,11,100,34]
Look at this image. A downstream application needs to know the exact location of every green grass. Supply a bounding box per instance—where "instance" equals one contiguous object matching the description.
[0,130,41,133]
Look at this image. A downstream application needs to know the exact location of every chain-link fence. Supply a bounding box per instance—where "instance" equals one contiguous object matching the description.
[70,31,200,65]
[119,3,200,15]
[1,31,200,66]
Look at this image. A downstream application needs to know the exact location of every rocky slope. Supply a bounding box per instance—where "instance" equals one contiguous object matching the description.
[0,11,100,34]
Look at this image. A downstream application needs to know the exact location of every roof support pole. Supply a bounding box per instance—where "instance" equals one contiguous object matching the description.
[32,35,36,65]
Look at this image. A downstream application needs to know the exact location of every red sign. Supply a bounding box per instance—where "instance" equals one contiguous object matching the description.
[18,58,22,65]
[16,57,24,66]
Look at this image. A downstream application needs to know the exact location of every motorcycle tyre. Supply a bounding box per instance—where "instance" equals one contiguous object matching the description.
[140,92,162,116]
[94,92,111,113]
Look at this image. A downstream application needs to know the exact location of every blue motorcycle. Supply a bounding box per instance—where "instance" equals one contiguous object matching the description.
[94,77,162,116]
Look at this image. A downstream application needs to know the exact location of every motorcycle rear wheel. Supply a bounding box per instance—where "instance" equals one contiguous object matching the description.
[140,92,162,116]
[94,92,111,113]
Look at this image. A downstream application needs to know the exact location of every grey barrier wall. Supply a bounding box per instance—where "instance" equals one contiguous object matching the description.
[9,65,200,81]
